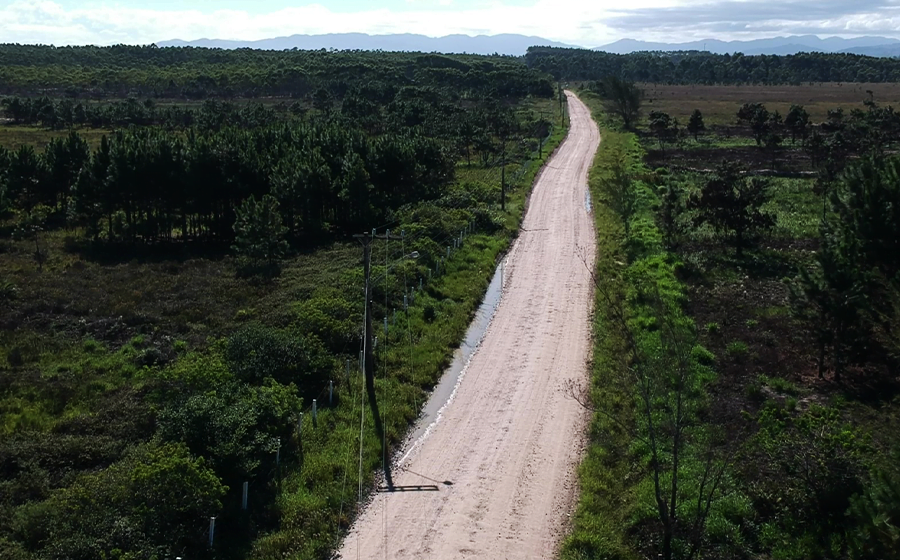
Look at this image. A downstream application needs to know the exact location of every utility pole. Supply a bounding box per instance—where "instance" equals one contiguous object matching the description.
[538,109,548,159]
[558,81,565,127]
[354,229,401,489]
[501,138,506,211]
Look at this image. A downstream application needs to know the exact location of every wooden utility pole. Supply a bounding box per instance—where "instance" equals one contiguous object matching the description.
[538,109,548,159]
[355,229,402,489]
[501,136,507,211]
[558,81,565,126]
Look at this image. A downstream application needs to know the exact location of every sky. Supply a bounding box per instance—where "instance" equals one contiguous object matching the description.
[3,0,900,47]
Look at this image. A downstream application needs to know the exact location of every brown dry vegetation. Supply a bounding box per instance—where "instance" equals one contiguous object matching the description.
[0,125,111,151]
[643,82,900,125]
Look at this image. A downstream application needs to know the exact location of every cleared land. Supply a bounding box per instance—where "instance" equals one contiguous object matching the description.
[643,82,900,124]
[337,92,599,560]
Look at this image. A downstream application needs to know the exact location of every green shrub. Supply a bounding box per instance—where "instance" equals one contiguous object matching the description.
[225,323,332,396]
[691,344,716,366]
[760,375,802,396]
[157,381,300,485]
[752,403,870,555]
[81,338,103,354]
[706,322,720,335]
[0,278,17,301]
[747,380,765,402]
[726,341,749,360]
[13,442,225,559]
[848,450,900,559]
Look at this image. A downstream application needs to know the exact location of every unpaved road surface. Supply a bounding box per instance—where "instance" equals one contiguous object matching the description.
[338,91,599,560]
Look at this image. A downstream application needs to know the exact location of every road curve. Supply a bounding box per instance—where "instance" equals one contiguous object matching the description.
[338,91,599,560]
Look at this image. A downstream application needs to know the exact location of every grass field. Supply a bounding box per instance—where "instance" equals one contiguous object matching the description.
[642,82,900,125]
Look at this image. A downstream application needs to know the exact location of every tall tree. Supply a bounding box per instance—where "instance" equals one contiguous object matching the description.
[600,76,643,130]
[232,194,289,269]
[785,104,810,145]
[690,161,775,257]
[687,109,705,141]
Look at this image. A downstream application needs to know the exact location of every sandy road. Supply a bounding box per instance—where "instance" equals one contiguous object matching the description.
[338,91,599,560]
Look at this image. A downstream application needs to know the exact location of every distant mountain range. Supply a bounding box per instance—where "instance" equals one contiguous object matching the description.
[157,33,577,56]
[594,35,900,56]
[157,33,900,58]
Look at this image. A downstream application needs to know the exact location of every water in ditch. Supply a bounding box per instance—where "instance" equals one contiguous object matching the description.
[397,257,506,464]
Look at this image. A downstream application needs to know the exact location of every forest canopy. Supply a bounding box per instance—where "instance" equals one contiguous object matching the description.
[526,46,900,84]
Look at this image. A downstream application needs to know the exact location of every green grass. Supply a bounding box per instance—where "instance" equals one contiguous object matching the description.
[560,101,638,560]
[764,178,822,239]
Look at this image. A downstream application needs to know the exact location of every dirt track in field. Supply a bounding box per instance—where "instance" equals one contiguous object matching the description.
[337,91,599,560]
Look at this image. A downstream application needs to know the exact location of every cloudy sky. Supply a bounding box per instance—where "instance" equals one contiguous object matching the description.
[3,0,900,47]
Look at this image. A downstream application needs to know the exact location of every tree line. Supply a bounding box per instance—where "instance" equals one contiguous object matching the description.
[0,96,288,130]
[528,47,900,84]
[0,45,554,100]
[0,121,454,246]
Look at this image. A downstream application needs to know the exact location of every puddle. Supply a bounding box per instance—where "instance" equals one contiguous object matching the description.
[397,258,506,464]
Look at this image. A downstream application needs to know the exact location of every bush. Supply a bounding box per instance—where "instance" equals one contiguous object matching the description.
[726,341,749,360]
[760,375,802,396]
[0,278,17,301]
[225,323,332,396]
[751,402,869,554]
[848,449,900,559]
[12,442,225,559]
[291,290,359,354]
[691,344,716,366]
[157,378,301,487]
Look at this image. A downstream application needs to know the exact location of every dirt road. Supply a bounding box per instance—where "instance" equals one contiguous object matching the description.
[338,91,599,560]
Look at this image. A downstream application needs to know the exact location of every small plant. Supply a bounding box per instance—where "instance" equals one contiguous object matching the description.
[0,278,17,301]
[759,374,802,396]
[173,340,188,354]
[130,335,146,348]
[746,319,759,328]
[82,339,103,354]
[706,322,720,335]
[234,309,254,321]
[691,344,716,366]
[726,341,749,360]
[747,380,765,402]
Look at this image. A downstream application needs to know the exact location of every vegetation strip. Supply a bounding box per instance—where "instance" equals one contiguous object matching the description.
[564,77,900,560]
[563,94,727,560]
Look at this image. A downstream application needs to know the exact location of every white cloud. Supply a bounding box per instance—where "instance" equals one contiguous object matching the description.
[2,0,897,47]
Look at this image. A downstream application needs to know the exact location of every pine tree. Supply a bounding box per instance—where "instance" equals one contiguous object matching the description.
[232,194,289,270]
[848,450,900,559]
[690,161,775,257]
[687,109,705,141]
